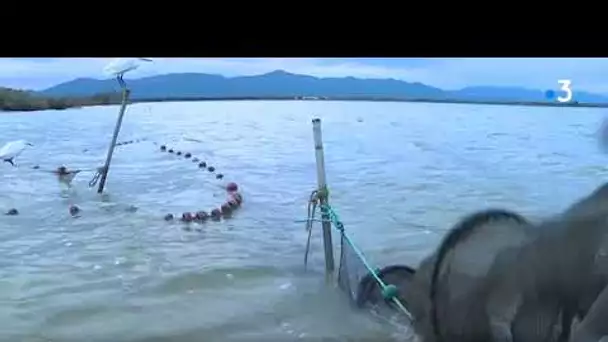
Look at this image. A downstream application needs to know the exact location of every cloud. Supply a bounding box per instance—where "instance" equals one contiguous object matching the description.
[423,58,608,94]
[0,58,607,95]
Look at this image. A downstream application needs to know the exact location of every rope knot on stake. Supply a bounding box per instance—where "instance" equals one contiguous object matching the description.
[316,186,329,202]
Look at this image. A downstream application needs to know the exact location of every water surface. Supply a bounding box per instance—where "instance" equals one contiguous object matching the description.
[0,101,606,341]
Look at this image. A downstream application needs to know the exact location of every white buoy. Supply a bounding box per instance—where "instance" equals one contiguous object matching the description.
[0,140,33,166]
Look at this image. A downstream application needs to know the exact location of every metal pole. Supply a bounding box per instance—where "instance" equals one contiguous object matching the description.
[312,118,335,282]
[97,83,130,194]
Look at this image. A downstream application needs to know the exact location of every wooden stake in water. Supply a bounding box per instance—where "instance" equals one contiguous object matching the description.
[312,118,335,282]
[97,86,130,194]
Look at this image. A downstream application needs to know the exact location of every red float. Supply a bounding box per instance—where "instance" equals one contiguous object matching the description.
[158,143,244,226]
[226,182,238,192]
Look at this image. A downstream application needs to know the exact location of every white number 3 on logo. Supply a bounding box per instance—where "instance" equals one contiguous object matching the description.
[557,80,573,103]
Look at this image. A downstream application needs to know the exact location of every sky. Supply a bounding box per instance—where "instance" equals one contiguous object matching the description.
[3,58,608,94]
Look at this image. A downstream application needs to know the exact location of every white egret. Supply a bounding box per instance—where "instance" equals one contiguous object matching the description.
[0,140,33,166]
[103,58,153,88]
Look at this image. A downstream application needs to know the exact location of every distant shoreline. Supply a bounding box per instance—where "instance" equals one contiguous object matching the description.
[3,93,608,112]
[129,96,608,109]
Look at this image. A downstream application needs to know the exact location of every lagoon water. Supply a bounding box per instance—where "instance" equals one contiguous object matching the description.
[1,100,607,342]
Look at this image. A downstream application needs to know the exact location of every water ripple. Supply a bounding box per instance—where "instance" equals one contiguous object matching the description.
[0,101,606,341]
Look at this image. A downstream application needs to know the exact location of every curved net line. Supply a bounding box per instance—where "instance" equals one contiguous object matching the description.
[430,211,536,341]
[418,183,608,342]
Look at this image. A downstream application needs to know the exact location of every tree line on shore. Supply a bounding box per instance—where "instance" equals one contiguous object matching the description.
[0,87,121,112]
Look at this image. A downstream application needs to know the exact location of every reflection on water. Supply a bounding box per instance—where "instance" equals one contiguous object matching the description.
[0,101,606,341]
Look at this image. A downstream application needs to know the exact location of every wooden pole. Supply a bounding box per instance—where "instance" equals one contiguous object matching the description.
[97,86,130,194]
[312,118,335,282]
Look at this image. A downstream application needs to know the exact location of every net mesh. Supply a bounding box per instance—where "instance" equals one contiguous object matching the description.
[336,230,416,320]
[431,210,537,341]
[330,182,608,341]
[337,231,367,305]
[331,210,552,340]
[423,184,608,342]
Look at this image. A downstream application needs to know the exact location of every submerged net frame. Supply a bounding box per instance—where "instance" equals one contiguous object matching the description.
[305,117,608,342]
[305,118,413,325]
[308,202,414,320]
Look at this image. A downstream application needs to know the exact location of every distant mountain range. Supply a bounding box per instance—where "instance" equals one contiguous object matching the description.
[37,70,608,104]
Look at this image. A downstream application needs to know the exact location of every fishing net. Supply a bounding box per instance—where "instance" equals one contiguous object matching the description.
[336,230,360,304]
[337,229,416,319]
[428,209,537,341]
[423,183,608,342]
[331,186,608,342]
[310,119,608,339]
[316,120,608,341]
[302,194,381,309]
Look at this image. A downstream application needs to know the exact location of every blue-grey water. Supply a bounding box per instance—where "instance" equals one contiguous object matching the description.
[1,100,607,342]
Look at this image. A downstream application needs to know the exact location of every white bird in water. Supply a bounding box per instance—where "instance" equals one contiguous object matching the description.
[0,140,33,167]
[103,58,153,87]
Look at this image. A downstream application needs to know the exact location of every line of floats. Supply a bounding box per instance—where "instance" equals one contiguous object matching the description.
[155,142,244,224]
[2,139,244,226]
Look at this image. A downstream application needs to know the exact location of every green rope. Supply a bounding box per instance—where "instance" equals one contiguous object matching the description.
[319,203,413,321]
